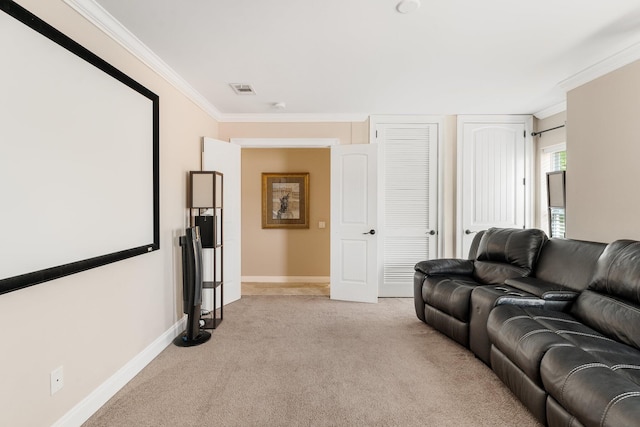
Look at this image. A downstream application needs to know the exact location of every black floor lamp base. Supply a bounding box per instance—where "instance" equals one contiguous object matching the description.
[173,330,211,347]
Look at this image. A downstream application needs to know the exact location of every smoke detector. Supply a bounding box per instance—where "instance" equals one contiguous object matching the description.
[229,83,256,95]
[396,0,421,14]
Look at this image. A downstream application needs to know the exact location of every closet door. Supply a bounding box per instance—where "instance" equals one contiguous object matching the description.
[456,115,533,258]
[375,122,439,297]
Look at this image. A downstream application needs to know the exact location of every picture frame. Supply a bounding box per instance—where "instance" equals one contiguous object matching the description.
[262,172,309,229]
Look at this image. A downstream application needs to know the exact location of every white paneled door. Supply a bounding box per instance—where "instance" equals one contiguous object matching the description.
[375,122,439,297]
[457,116,533,257]
[330,144,379,303]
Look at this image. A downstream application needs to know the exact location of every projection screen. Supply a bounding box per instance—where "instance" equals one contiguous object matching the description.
[0,0,160,295]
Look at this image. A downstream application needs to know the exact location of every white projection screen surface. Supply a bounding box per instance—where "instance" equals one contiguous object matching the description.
[0,1,159,295]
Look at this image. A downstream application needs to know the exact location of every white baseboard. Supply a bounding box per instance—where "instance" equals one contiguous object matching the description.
[242,276,330,284]
[52,316,187,427]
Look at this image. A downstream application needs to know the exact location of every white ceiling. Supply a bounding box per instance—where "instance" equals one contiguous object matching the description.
[89,0,640,120]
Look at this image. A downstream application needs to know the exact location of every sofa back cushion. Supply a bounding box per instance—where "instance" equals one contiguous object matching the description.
[589,240,640,304]
[472,228,547,284]
[571,240,640,349]
[475,228,547,269]
[467,230,486,260]
[571,290,640,350]
[534,238,606,292]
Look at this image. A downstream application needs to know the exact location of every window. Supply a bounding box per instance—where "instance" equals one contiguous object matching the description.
[540,144,566,238]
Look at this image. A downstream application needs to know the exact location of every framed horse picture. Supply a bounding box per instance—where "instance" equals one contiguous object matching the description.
[261,172,309,229]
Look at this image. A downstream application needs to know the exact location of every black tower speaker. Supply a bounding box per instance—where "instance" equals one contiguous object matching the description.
[173,226,211,347]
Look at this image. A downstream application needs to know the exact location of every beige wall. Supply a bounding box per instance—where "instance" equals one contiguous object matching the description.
[566,60,640,242]
[241,149,330,277]
[219,120,369,144]
[1,2,218,426]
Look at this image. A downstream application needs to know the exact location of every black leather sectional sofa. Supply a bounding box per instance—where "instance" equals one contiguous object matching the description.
[414,228,640,426]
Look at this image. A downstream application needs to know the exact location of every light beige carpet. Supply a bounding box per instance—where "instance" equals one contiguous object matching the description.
[242,282,330,296]
[83,297,540,427]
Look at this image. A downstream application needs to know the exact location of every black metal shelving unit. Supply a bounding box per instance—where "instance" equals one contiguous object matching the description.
[189,171,224,330]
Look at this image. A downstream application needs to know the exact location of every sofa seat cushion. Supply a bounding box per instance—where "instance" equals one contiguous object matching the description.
[422,275,478,322]
[487,305,577,385]
[541,346,640,427]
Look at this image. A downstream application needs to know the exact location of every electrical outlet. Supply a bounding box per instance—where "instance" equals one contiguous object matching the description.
[50,366,64,395]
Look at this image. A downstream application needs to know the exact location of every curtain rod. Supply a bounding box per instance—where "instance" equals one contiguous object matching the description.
[531,124,565,137]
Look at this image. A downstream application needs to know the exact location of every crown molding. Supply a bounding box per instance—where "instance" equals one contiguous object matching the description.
[533,101,567,119]
[220,113,370,123]
[559,41,640,92]
[63,0,223,121]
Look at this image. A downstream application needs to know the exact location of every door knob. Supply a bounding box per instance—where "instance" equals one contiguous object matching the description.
[465,229,477,235]
[427,230,436,235]
[362,229,376,235]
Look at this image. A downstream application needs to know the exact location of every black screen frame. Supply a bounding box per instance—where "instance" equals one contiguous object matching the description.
[0,0,160,295]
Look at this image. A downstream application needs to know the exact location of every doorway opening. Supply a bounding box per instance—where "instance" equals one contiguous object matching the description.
[232,139,337,296]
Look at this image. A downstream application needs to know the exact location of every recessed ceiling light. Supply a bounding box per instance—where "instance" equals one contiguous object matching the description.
[396,0,421,14]
[229,83,256,95]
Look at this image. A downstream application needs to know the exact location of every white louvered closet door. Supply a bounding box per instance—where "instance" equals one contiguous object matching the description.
[376,123,439,297]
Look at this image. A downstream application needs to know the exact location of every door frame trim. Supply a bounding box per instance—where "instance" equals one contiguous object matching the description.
[230,138,339,148]
[456,115,534,258]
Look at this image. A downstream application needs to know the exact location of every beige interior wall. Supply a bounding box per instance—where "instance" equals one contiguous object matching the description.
[241,148,330,277]
[218,120,369,144]
[1,2,219,426]
[533,112,567,229]
[566,59,640,242]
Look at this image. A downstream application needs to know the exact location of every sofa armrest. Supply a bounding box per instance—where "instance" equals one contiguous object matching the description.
[495,296,546,308]
[505,277,579,301]
[414,259,474,276]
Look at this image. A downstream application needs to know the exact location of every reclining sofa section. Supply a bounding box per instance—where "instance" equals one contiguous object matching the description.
[469,237,606,365]
[413,228,547,347]
[414,230,640,426]
[488,240,640,426]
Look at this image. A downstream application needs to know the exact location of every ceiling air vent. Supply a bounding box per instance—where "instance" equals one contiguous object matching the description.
[230,83,256,95]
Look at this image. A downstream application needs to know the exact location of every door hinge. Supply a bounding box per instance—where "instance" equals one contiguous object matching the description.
[375,130,378,138]
[524,130,526,138]
[522,178,526,185]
